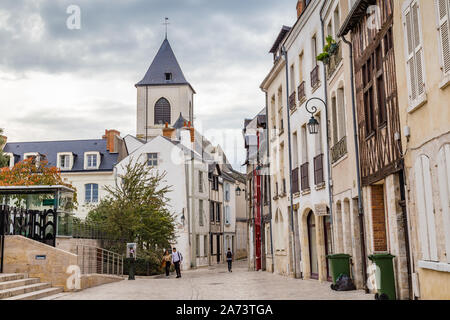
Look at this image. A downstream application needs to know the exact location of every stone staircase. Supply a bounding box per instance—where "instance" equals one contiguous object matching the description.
[0,273,64,300]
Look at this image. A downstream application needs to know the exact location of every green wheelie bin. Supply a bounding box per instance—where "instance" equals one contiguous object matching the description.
[326,254,352,288]
[368,253,396,300]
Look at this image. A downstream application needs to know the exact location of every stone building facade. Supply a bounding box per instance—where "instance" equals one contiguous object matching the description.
[392,0,450,300]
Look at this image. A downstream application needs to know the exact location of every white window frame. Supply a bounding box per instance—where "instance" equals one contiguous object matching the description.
[84,183,99,203]
[402,0,427,113]
[435,0,450,88]
[84,152,100,170]
[147,152,158,167]
[57,152,74,171]
[23,152,40,165]
[4,152,15,168]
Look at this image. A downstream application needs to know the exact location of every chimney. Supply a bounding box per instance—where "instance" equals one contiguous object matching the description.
[163,126,176,140]
[296,0,305,18]
[102,129,120,153]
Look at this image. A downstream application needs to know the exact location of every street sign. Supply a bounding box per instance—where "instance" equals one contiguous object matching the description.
[42,199,55,206]
[314,203,329,216]
[126,243,137,259]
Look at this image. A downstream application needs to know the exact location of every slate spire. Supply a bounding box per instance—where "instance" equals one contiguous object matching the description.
[135,38,191,88]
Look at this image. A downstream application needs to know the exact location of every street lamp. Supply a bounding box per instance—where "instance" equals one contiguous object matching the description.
[235,186,242,196]
[305,97,326,135]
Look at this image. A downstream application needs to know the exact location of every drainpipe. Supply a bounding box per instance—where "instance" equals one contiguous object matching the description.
[264,91,275,272]
[145,86,148,142]
[341,34,369,293]
[319,0,335,255]
[281,46,301,279]
[399,167,413,299]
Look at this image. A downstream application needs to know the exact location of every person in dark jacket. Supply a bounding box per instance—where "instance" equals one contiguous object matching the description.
[226,248,233,272]
[172,247,183,278]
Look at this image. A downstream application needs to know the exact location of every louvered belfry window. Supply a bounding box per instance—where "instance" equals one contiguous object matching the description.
[154,97,171,125]
[437,0,450,76]
[403,1,425,106]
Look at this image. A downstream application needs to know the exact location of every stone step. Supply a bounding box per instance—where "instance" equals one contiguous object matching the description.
[0,273,28,282]
[38,292,70,300]
[0,282,51,299]
[4,287,64,300]
[0,277,40,290]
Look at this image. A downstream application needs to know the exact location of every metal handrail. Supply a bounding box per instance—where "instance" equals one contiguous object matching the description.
[76,244,123,276]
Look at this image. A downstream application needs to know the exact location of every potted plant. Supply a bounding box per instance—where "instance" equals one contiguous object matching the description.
[327,36,339,55]
[317,52,330,65]
[316,36,339,65]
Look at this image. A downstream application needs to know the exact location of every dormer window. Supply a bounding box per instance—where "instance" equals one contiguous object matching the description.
[165,73,172,81]
[84,152,101,170]
[57,152,74,171]
[4,153,14,168]
[23,152,41,166]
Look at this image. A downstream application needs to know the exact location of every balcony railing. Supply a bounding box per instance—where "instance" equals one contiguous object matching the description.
[292,167,299,194]
[331,136,347,163]
[298,81,306,103]
[311,65,320,89]
[314,154,324,185]
[300,162,309,191]
[289,92,297,110]
[326,42,343,79]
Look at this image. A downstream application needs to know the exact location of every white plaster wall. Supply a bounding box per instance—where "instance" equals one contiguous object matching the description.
[115,135,192,270]
[61,171,115,220]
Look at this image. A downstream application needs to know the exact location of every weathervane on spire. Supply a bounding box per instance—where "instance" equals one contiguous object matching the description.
[163,17,170,39]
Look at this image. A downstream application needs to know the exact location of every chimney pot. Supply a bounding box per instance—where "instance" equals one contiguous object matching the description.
[296,0,305,18]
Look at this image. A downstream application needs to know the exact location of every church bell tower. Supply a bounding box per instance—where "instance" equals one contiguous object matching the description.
[136,36,195,141]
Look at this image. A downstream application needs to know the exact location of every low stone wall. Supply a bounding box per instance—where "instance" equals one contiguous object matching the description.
[3,235,78,291]
[55,237,103,254]
[80,274,123,290]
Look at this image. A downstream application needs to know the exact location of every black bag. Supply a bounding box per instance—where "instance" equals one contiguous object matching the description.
[331,274,356,291]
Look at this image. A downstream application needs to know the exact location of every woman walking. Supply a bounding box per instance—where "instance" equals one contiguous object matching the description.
[162,250,172,277]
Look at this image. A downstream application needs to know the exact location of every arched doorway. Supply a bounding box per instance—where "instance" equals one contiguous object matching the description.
[307,210,319,279]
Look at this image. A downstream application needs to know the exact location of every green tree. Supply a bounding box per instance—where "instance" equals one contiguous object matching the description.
[0,128,9,168]
[87,160,176,255]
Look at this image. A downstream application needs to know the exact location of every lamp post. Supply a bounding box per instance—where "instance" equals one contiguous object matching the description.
[235,186,242,196]
[304,97,324,135]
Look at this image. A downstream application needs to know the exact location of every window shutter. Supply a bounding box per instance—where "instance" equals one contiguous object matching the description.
[438,0,450,75]
[437,145,450,263]
[414,156,438,261]
[421,156,438,261]
[404,2,425,103]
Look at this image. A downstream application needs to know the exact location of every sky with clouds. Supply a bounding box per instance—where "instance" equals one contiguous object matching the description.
[0,0,297,171]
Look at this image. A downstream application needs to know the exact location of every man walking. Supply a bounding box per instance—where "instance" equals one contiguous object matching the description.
[172,247,183,278]
[226,248,233,272]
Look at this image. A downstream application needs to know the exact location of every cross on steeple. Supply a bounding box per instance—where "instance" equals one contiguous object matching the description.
[163,17,170,39]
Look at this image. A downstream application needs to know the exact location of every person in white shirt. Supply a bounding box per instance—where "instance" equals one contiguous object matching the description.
[171,247,183,278]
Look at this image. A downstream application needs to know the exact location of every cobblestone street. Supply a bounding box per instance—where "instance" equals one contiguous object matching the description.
[50,260,373,300]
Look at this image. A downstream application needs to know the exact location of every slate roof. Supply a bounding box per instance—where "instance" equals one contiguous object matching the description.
[135,39,195,92]
[3,139,118,172]
[269,25,291,53]
[173,113,189,129]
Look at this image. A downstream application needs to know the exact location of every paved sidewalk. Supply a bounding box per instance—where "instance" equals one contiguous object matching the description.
[52,260,373,300]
